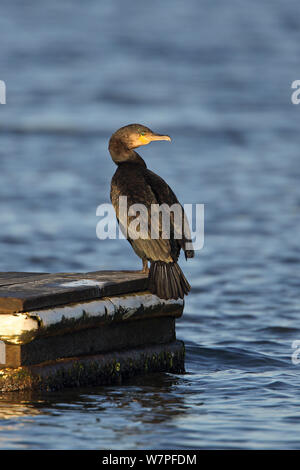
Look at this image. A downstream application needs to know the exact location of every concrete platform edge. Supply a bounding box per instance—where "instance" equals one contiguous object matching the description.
[0,340,185,392]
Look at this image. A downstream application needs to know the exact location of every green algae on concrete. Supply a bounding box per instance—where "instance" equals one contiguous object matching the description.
[0,341,185,392]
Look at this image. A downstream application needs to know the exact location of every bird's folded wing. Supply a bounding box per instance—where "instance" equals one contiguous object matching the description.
[111,170,174,262]
[144,169,194,253]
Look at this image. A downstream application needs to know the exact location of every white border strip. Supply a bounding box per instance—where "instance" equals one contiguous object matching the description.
[0,293,183,344]
[0,341,5,364]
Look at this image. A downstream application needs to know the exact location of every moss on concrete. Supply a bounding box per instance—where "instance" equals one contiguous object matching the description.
[0,341,185,392]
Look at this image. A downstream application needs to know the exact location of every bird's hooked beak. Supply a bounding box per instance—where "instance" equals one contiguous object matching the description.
[137,131,171,146]
[150,133,171,142]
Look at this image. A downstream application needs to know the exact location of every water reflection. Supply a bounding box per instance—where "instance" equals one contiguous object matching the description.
[0,373,186,421]
[0,373,190,449]
[0,392,43,420]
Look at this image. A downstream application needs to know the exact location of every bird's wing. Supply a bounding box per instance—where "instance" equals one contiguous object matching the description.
[110,167,174,262]
[144,169,194,257]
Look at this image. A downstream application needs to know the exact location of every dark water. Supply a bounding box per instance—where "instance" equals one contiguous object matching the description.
[1,0,300,449]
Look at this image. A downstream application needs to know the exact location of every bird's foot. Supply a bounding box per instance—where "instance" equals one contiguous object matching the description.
[132,268,149,274]
[133,260,149,275]
[142,259,149,274]
[131,260,149,275]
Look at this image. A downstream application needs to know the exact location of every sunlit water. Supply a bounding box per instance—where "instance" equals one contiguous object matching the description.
[1,0,300,449]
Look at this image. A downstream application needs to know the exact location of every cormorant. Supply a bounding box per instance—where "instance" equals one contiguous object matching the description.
[109,123,194,300]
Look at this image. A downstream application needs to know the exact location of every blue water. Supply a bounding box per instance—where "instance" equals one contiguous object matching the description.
[1,0,300,449]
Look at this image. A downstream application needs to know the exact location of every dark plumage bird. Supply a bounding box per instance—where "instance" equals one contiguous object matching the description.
[109,124,194,300]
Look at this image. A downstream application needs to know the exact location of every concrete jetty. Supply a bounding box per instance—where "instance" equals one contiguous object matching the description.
[0,271,185,391]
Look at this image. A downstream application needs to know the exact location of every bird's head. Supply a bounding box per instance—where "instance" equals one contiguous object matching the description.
[111,123,171,149]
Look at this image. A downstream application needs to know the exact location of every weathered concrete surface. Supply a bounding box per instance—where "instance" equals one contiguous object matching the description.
[0,291,183,346]
[1,317,176,367]
[0,272,186,391]
[0,341,185,392]
[0,271,149,313]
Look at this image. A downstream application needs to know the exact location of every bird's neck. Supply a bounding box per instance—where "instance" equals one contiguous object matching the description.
[108,136,146,167]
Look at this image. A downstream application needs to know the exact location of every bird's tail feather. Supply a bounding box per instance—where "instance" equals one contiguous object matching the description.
[148,261,190,300]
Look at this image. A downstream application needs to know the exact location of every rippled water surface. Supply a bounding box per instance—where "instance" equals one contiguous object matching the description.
[1,0,300,449]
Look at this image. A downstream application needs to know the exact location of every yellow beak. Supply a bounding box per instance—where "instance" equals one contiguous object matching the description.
[149,134,171,142]
[138,133,171,146]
